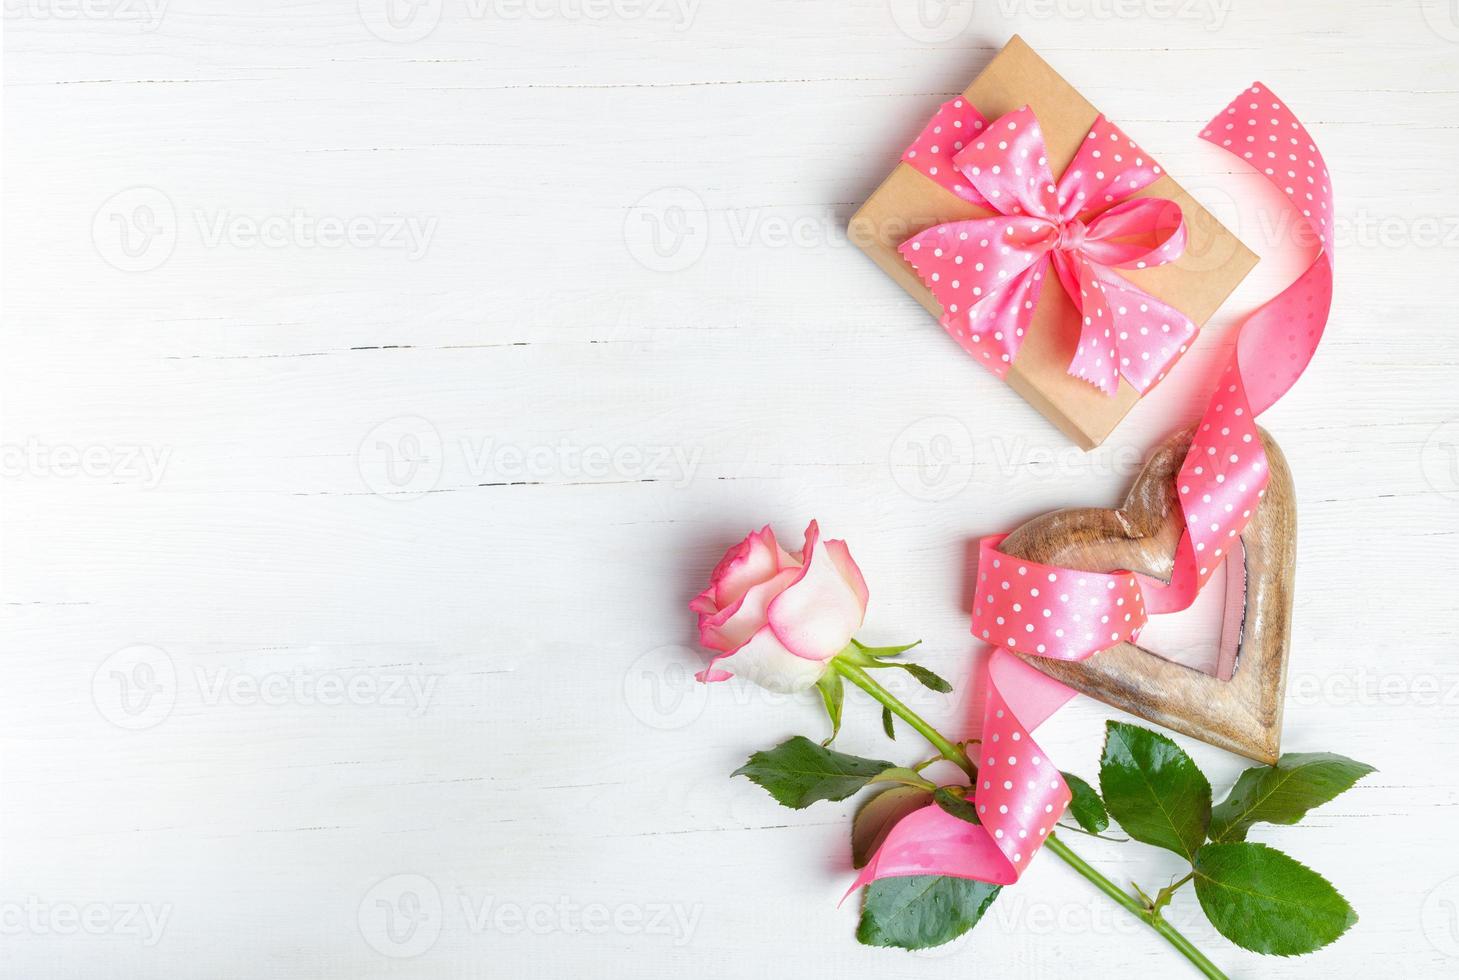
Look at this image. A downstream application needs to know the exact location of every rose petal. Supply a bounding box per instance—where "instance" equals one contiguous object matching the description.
[702,624,829,693]
[698,568,800,653]
[710,526,782,610]
[688,586,718,615]
[775,540,800,570]
[694,663,733,684]
[767,521,867,662]
[823,538,870,613]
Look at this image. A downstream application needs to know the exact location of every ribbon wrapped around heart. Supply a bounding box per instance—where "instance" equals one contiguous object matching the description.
[900,101,1196,396]
[853,83,1334,893]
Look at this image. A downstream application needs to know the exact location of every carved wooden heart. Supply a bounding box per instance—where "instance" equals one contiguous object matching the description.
[996,425,1296,763]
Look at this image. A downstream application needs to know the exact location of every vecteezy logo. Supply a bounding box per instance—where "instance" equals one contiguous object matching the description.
[888,0,976,43]
[92,187,177,272]
[92,645,177,730]
[359,874,443,958]
[1419,0,1459,43]
[623,187,709,273]
[357,416,445,499]
[1422,874,1459,957]
[623,644,710,730]
[358,0,443,42]
[889,415,976,502]
[1420,417,1459,502]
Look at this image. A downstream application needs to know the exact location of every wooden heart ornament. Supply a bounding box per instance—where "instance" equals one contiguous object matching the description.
[995,425,1296,763]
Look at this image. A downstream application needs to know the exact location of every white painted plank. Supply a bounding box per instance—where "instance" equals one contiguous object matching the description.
[4,1,1459,975]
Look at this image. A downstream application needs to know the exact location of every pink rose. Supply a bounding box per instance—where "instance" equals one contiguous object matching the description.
[691,521,869,693]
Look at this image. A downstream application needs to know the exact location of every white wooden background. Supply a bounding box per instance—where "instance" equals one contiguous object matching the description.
[3,1,1458,976]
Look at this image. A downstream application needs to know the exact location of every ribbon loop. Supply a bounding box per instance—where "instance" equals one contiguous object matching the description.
[1057,114,1167,220]
[952,106,1061,220]
[1080,197,1187,269]
[899,216,1056,373]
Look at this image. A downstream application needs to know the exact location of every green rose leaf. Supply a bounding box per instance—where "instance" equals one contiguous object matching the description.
[733,736,894,809]
[852,786,932,868]
[932,785,980,824]
[1210,753,1376,842]
[867,766,934,789]
[881,705,896,740]
[850,638,922,659]
[1193,842,1357,955]
[898,662,953,694]
[858,875,1001,950]
[1061,772,1109,834]
[815,671,845,746]
[1098,721,1210,859]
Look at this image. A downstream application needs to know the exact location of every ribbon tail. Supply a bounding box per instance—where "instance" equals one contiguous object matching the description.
[1099,272,1198,393]
[1058,253,1120,396]
[844,794,1011,896]
[969,649,1077,873]
[901,96,994,208]
[1148,83,1335,609]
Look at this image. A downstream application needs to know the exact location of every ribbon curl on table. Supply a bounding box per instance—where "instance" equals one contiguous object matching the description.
[899,101,1195,396]
[854,84,1334,892]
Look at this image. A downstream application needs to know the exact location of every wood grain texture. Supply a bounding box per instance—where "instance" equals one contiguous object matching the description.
[3,2,1459,978]
[999,425,1294,763]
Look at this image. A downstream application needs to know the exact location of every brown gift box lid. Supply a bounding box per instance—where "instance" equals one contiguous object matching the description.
[850,35,1258,449]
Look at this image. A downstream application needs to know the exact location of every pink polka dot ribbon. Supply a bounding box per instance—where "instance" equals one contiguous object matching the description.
[899,100,1194,396]
[971,537,1149,658]
[1146,84,1334,612]
[855,85,1334,892]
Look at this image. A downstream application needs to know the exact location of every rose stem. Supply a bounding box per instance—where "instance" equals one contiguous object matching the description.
[831,660,974,776]
[830,659,1229,980]
[1043,836,1227,980]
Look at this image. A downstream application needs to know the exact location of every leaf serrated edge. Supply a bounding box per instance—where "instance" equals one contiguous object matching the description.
[1062,772,1109,834]
[1211,755,1376,842]
[731,737,894,809]
[1192,842,1359,957]
[856,876,1000,951]
[857,876,945,946]
[1102,721,1210,859]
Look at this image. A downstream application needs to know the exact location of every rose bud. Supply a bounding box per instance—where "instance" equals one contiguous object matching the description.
[690,521,869,693]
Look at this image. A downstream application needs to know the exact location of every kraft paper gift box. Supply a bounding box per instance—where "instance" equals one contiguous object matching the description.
[850,35,1258,449]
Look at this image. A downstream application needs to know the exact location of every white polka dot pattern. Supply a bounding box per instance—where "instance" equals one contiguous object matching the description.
[974,649,1075,876]
[846,648,1077,894]
[1203,83,1335,416]
[855,86,1336,893]
[1151,83,1335,610]
[1058,114,1168,221]
[898,104,1194,396]
[971,536,1147,659]
[901,97,993,206]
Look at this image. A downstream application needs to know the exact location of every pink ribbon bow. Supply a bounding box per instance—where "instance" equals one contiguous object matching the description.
[899,102,1195,396]
[855,84,1334,894]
